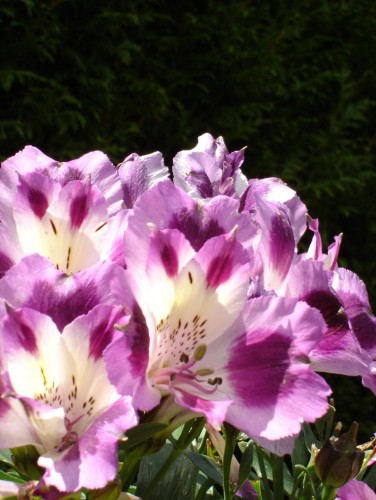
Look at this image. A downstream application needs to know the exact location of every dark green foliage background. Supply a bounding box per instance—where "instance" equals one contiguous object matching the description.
[0,0,375,438]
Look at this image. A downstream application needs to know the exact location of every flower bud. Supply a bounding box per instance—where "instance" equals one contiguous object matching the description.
[314,422,365,488]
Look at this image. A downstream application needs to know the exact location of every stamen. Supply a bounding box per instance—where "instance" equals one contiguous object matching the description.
[196,368,214,376]
[193,344,206,361]
[180,353,189,363]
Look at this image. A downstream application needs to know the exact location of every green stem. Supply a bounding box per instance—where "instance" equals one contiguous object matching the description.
[271,454,284,500]
[294,465,318,500]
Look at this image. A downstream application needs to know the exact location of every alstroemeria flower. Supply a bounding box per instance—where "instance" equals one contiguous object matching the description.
[239,179,308,294]
[283,259,371,378]
[1,146,123,216]
[172,133,248,199]
[279,218,375,383]
[0,171,128,275]
[0,304,137,492]
[106,218,330,455]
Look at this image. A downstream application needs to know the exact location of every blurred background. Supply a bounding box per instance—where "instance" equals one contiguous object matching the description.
[0,0,375,440]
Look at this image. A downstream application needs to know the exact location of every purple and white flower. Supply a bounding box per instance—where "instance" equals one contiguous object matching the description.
[106,199,330,454]
[0,304,137,492]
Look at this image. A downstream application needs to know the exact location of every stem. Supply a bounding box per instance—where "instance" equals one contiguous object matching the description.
[271,454,284,500]
[294,465,318,500]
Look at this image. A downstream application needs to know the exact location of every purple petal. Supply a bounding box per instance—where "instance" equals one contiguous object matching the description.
[38,397,137,492]
[16,172,58,219]
[240,177,307,242]
[173,133,247,199]
[0,255,120,331]
[336,479,376,500]
[252,197,295,291]
[332,268,376,356]
[118,151,168,208]
[128,179,256,254]
[221,297,330,451]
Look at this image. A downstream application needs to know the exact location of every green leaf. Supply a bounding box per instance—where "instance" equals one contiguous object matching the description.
[238,441,254,487]
[185,451,223,485]
[136,443,198,500]
[120,422,168,450]
[0,449,14,466]
[0,470,25,483]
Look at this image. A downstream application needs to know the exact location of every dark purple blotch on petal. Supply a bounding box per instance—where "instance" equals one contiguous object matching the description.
[6,309,38,353]
[228,332,291,407]
[27,279,99,332]
[19,322,38,353]
[0,252,13,279]
[26,186,49,218]
[160,243,179,277]
[128,302,150,375]
[206,247,233,289]
[350,312,376,352]
[304,291,348,331]
[187,169,213,198]
[70,193,89,229]
[169,208,223,251]
[269,214,295,272]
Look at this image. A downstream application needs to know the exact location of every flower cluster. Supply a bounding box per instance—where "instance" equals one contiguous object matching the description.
[0,134,374,497]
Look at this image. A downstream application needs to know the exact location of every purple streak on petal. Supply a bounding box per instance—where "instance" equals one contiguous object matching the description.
[187,168,213,198]
[70,193,89,229]
[128,302,150,375]
[119,151,168,208]
[206,240,234,288]
[5,309,38,354]
[0,252,13,278]
[228,332,291,407]
[57,167,85,185]
[269,213,294,270]
[88,307,125,361]
[26,186,49,218]
[160,243,179,277]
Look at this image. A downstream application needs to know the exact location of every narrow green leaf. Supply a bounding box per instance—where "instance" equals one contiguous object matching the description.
[185,451,223,485]
[238,441,254,487]
[0,470,25,483]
